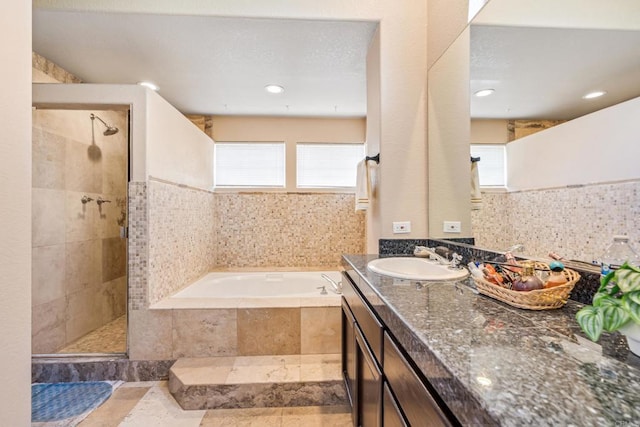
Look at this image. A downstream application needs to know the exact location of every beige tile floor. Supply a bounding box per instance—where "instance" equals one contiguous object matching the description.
[77,381,353,427]
[171,353,342,386]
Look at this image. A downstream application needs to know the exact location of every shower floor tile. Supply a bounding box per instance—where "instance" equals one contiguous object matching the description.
[59,315,126,354]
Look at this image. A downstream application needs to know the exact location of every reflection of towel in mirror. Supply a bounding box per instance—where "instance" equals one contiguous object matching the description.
[355,159,371,211]
[471,160,482,210]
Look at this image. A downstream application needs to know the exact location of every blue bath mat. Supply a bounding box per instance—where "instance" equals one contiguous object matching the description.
[32,382,115,423]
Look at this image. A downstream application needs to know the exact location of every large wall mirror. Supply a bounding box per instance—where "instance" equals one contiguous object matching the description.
[429,0,640,262]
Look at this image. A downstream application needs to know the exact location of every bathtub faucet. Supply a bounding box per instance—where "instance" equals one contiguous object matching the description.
[321,274,342,294]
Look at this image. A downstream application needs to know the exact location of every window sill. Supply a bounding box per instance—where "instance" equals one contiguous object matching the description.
[479,186,508,193]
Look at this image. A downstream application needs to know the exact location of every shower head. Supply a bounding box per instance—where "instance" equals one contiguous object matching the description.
[90,113,119,136]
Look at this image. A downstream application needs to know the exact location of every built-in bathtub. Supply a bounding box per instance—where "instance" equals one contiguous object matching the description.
[152,271,342,309]
[149,270,343,357]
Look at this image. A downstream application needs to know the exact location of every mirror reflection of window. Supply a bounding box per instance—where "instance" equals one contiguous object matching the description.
[470,144,506,188]
[296,143,365,188]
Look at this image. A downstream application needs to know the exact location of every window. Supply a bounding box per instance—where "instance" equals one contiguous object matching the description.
[214,142,285,187]
[470,144,506,187]
[296,143,365,188]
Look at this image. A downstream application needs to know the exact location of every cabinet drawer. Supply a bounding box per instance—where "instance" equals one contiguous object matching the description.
[383,332,452,427]
[342,272,383,364]
[383,382,408,427]
[355,325,382,427]
[342,299,356,407]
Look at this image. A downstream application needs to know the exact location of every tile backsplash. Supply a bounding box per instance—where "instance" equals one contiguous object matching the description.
[215,193,365,269]
[471,180,640,262]
[147,180,217,304]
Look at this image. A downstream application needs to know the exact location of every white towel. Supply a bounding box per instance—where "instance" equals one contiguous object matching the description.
[471,160,482,210]
[355,159,371,211]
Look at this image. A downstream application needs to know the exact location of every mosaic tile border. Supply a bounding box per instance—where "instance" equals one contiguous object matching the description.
[128,182,148,311]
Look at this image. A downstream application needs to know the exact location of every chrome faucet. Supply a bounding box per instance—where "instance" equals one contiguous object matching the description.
[321,274,342,294]
[414,246,463,269]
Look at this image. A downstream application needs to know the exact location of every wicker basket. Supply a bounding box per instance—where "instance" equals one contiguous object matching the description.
[473,261,580,310]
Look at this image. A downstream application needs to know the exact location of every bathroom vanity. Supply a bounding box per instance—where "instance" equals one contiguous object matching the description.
[341,254,640,426]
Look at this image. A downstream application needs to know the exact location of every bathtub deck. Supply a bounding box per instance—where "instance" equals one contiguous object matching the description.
[169,354,347,410]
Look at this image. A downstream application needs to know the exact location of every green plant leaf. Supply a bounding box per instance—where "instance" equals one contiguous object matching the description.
[599,270,616,291]
[622,293,640,324]
[615,263,640,293]
[626,290,640,305]
[576,306,604,342]
[601,304,631,332]
[593,292,616,307]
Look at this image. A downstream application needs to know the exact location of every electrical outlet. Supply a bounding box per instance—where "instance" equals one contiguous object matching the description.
[443,221,461,233]
[392,221,411,234]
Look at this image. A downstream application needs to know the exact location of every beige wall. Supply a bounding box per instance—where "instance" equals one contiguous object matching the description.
[147,93,214,189]
[507,97,640,191]
[427,27,472,238]
[427,0,472,68]
[470,119,509,144]
[1,0,32,424]
[473,0,640,30]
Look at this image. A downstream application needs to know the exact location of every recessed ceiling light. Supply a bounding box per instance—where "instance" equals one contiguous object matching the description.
[265,84,285,94]
[474,89,495,97]
[138,81,159,91]
[582,90,606,100]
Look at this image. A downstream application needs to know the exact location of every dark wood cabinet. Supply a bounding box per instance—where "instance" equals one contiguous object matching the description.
[383,383,408,427]
[384,332,452,427]
[342,299,357,406]
[342,271,383,427]
[356,326,382,427]
[341,271,457,427]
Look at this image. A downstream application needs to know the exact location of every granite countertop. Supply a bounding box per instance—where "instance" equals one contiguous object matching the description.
[342,254,640,427]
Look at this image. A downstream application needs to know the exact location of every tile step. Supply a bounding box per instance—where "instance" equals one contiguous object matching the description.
[168,354,348,410]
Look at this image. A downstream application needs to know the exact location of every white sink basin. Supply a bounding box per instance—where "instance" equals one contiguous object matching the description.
[367,257,469,281]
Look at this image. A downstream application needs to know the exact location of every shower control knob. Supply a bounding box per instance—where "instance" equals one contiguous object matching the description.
[96,197,112,206]
[81,195,94,204]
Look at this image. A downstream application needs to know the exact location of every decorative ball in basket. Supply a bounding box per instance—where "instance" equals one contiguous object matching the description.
[473,261,580,310]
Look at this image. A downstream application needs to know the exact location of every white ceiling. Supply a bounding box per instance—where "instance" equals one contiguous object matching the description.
[34,7,640,121]
[33,10,378,117]
[470,25,640,120]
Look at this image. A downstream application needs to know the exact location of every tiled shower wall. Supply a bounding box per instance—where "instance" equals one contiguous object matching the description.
[129,182,366,309]
[471,180,640,262]
[31,109,128,353]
